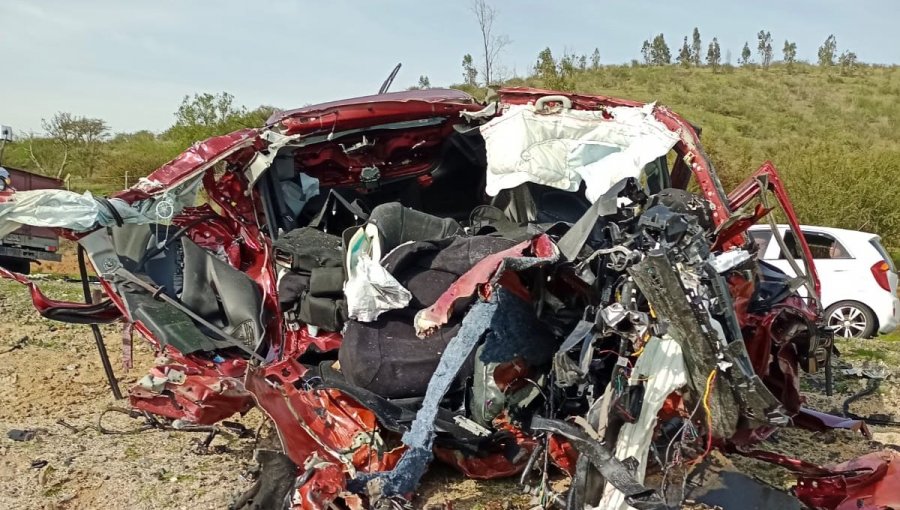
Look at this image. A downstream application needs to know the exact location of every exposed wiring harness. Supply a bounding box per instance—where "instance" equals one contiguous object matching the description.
[659,367,718,500]
[695,369,719,464]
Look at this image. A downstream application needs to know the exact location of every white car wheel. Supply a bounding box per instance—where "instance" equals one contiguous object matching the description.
[825,301,877,339]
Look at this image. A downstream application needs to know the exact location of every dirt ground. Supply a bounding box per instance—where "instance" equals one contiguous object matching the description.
[1,278,898,509]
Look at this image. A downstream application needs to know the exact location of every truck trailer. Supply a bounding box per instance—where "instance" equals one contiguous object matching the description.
[0,166,62,274]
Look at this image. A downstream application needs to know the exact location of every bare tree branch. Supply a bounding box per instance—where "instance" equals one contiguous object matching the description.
[470,0,509,86]
[25,112,109,179]
[56,145,69,179]
[25,133,49,175]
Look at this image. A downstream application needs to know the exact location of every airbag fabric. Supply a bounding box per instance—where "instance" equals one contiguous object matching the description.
[480,103,679,203]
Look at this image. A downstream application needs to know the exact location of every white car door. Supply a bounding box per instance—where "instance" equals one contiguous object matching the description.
[751,226,800,279]
[757,228,859,309]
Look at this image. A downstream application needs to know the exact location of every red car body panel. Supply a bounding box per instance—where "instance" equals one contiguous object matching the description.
[115,129,260,201]
[727,161,822,299]
[743,449,900,510]
[415,234,558,336]
[129,353,253,425]
[0,265,123,323]
[269,88,480,129]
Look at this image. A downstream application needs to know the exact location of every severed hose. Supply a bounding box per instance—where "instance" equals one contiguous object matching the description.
[841,378,900,427]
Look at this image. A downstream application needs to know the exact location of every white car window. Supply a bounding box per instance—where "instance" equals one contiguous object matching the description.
[779,231,852,260]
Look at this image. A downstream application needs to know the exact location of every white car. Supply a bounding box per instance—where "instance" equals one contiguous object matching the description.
[748,224,899,338]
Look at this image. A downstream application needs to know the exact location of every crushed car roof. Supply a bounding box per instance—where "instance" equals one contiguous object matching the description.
[267,88,479,125]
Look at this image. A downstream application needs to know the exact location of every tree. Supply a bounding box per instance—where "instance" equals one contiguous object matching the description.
[407,75,432,90]
[559,52,577,79]
[577,54,587,71]
[839,50,858,75]
[165,92,275,148]
[75,117,109,178]
[818,34,837,66]
[462,54,479,86]
[757,30,773,68]
[590,48,601,69]
[691,27,702,66]
[534,47,557,80]
[28,112,110,178]
[173,92,241,130]
[677,36,692,68]
[244,105,280,127]
[641,40,652,65]
[783,40,798,70]
[739,42,752,65]
[706,37,722,71]
[470,0,510,86]
[649,34,671,65]
[533,47,575,91]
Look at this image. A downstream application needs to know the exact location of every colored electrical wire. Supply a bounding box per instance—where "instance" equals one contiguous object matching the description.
[693,368,718,465]
[596,349,634,368]
[660,391,704,497]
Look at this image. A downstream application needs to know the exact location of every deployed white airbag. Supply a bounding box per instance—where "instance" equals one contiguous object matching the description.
[0,189,179,238]
[597,335,688,510]
[480,103,680,203]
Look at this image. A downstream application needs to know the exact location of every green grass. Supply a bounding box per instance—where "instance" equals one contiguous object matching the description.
[844,347,888,362]
[836,331,900,367]
[879,330,900,342]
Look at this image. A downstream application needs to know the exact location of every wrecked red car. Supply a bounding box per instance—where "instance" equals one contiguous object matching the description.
[1,87,898,509]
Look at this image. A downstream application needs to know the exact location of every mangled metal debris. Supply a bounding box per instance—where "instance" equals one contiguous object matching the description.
[2,87,898,509]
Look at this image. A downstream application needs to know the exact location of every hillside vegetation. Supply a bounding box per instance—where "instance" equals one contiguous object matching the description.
[2,65,899,248]
[0,92,273,196]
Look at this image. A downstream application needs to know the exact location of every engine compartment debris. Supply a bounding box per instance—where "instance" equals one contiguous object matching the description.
[1,87,898,509]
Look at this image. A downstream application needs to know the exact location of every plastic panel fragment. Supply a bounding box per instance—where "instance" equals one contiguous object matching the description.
[598,335,688,510]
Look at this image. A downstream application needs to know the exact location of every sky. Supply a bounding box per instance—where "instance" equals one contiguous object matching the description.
[2,0,898,134]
